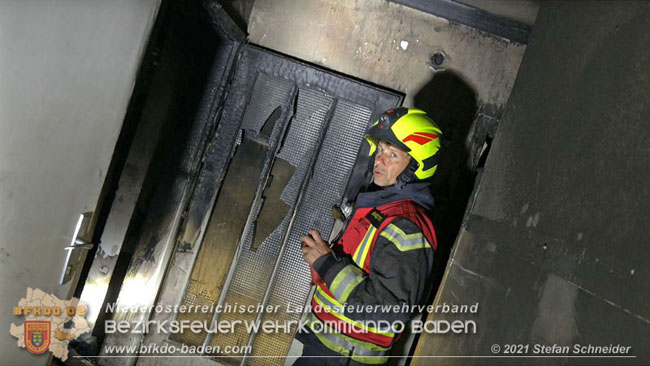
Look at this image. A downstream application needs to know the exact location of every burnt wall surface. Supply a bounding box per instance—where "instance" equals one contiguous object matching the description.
[414,1,650,364]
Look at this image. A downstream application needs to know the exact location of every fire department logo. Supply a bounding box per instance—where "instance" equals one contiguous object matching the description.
[24,321,50,354]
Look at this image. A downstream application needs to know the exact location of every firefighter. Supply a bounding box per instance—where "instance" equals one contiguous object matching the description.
[296,108,442,365]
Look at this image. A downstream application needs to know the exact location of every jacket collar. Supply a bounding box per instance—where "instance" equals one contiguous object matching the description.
[355,182,435,211]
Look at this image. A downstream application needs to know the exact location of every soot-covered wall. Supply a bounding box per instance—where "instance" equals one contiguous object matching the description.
[414,2,650,364]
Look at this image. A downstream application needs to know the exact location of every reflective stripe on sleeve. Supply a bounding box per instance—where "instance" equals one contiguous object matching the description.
[313,286,396,337]
[379,223,431,251]
[329,264,366,303]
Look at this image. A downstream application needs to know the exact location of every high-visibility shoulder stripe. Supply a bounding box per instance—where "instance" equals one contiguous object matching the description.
[330,264,366,303]
[352,229,366,263]
[353,226,376,267]
[358,226,376,267]
[379,223,431,251]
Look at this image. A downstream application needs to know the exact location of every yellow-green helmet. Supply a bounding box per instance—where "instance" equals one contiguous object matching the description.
[365,107,442,181]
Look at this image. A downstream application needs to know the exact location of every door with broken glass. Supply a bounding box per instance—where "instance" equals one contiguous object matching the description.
[137,45,402,366]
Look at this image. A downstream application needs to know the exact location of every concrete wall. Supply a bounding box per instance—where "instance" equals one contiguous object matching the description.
[458,0,539,26]
[0,0,160,363]
[249,0,526,109]
[414,1,650,364]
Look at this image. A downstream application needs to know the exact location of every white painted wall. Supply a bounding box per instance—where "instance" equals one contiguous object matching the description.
[0,0,161,363]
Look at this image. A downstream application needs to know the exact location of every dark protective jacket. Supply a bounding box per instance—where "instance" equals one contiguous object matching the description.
[298,182,437,364]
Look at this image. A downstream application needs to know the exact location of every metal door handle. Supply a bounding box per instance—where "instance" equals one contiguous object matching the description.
[64,239,94,250]
[60,212,93,285]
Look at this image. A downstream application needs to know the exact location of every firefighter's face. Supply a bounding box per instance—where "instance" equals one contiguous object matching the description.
[373,140,411,187]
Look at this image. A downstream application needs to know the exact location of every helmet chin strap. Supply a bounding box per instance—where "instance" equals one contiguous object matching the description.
[395,159,419,190]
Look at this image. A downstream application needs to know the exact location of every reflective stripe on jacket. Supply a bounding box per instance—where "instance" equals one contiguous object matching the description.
[308,198,437,361]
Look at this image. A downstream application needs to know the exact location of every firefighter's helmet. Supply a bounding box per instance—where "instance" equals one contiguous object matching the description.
[365,108,442,184]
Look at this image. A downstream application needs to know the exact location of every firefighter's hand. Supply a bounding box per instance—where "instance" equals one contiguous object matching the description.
[300,229,331,265]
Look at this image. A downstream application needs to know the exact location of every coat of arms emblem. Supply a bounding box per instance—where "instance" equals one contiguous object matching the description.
[24,321,50,354]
